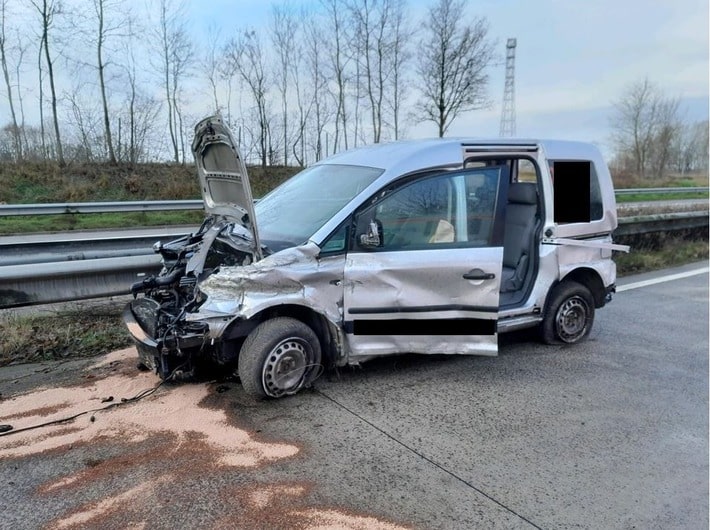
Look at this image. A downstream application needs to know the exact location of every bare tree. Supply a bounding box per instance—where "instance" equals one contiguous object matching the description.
[349,0,402,144]
[287,10,312,166]
[416,0,494,137]
[387,0,412,140]
[121,16,162,164]
[0,0,21,160]
[270,3,299,165]
[303,15,331,161]
[31,0,64,164]
[674,120,710,174]
[648,97,680,179]
[217,49,237,127]
[611,78,658,179]
[37,30,47,159]
[203,21,223,113]
[155,0,193,164]
[226,29,272,168]
[121,33,163,165]
[66,86,102,162]
[611,78,681,179]
[12,29,30,157]
[321,0,353,153]
[290,68,311,166]
[90,0,127,164]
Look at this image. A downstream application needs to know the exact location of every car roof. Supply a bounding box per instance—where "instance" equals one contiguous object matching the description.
[314,137,603,177]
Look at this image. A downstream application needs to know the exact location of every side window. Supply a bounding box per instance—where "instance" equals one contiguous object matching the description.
[464,168,501,245]
[320,223,348,254]
[551,160,602,223]
[375,175,455,249]
[516,159,538,183]
[354,169,503,251]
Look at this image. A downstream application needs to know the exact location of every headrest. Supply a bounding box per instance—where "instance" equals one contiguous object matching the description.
[508,182,537,205]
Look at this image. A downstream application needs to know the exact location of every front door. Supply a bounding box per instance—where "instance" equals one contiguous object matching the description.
[343,167,509,358]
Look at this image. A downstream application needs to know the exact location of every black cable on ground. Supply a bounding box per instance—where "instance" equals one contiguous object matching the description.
[0,377,170,438]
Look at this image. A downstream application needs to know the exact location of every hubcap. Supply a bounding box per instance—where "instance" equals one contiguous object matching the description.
[555,296,590,343]
[262,338,311,397]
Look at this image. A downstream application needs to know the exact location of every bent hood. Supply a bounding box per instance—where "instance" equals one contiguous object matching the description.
[192,115,261,259]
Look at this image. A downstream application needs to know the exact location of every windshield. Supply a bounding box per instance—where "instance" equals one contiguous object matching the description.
[255,164,383,251]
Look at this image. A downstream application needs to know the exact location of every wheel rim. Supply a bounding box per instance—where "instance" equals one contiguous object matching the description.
[262,337,312,398]
[555,296,591,343]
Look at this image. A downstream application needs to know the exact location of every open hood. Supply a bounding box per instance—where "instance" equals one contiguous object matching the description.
[192,115,261,257]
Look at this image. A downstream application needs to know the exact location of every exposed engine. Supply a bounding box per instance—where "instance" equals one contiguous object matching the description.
[128,216,255,380]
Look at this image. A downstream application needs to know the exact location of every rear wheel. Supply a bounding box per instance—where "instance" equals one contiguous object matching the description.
[238,317,322,398]
[541,281,595,344]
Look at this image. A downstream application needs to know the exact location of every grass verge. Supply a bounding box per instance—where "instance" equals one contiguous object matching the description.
[615,235,708,276]
[616,192,708,203]
[0,211,205,235]
[0,302,132,366]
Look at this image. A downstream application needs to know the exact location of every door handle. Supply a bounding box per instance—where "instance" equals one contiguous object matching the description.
[463,269,495,280]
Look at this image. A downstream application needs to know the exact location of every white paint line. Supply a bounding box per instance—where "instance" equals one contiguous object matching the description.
[617,267,709,292]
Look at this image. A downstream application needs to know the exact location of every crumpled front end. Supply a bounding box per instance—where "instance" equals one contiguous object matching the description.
[123,217,257,380]
[124,115,265,380]
[124,297,209,379]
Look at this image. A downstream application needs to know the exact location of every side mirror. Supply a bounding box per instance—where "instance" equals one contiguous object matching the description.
[359,220,382,248]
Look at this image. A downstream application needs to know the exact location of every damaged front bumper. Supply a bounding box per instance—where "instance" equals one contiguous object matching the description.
[123,298,210,380]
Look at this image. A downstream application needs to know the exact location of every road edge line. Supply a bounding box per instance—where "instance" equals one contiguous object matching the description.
[617,267,709,292]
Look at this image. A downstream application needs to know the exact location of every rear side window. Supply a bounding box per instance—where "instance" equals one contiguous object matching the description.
[516,159,538,183]
[551,161,603,223]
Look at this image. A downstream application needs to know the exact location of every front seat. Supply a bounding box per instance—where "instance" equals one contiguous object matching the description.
[501,182,538,293]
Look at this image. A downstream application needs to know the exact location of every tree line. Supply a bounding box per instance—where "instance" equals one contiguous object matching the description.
[610,78,708,179]
[0,0,706,180]
[0,0,494,167]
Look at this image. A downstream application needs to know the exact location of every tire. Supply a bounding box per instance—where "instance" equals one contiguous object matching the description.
[238,317,322,399]
[541,281,595,345]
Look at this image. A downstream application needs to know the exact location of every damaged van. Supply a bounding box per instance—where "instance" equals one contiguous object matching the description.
[124,115,629,398]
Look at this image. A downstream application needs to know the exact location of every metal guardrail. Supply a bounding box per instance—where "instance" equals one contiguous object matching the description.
[0,200,204,216]
[0,228,192,308]
[615,211,709,236]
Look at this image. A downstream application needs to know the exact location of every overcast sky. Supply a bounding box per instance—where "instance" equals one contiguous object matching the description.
[187,0,709,154]
[3,0,708,159]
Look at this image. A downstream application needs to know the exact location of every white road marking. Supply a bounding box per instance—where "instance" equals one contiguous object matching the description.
[617,267,709,292]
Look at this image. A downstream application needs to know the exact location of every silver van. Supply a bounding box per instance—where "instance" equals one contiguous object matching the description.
[124,115,628,398]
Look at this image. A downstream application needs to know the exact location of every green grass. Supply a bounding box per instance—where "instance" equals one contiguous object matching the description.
[0,304,132,366]
[0,161,300,235]
[0,211,206,235]
[615,238,708,276]
[616,191,709,203]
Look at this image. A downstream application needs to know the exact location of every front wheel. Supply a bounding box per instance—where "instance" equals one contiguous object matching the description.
[238,317,322,398]
[541,281,595,345]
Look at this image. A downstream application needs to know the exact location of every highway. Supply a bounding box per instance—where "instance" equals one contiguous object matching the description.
[0,263,707,529]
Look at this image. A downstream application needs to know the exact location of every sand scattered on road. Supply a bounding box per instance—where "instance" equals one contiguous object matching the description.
[88,347,135,369]
[221,483,411,530]
[296,509,410,530]
[248,484,307,509]
[53,480,158,530]
[0,348,298,467]
[2,347,409,529]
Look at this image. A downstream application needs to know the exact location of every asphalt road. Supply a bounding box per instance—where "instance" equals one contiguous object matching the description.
[0,263,707,529]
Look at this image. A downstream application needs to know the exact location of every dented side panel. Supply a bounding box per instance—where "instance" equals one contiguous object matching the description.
[343,247,503,358]
[195,242,346,337]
